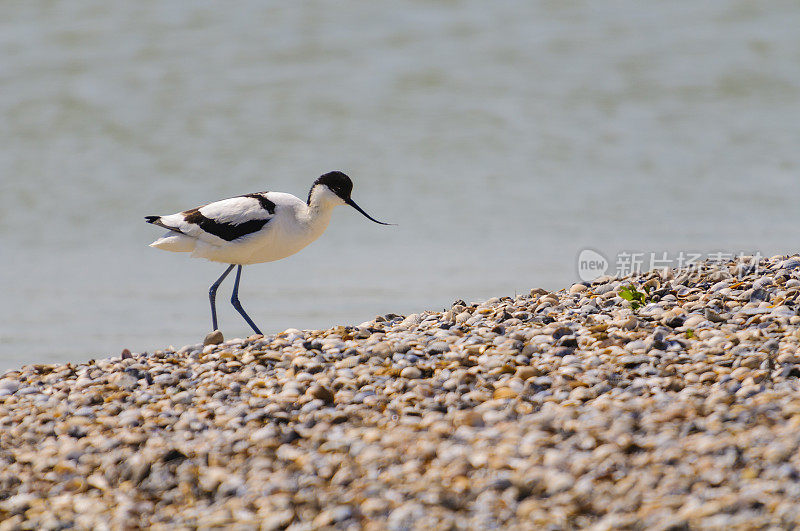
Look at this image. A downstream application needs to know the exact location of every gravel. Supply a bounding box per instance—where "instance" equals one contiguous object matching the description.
[2,254,800,528]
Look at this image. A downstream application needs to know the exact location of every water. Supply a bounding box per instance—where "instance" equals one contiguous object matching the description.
[2,1,799,370]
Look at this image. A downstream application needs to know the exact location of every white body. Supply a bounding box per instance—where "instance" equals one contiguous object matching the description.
[150,187,343,265]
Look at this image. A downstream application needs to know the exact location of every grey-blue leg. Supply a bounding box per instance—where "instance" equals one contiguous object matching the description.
[209,264,236,331]
[231,265,263,335]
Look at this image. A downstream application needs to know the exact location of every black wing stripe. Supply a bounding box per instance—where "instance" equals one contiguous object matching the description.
[243,193,276,214]
[183,208,270,242]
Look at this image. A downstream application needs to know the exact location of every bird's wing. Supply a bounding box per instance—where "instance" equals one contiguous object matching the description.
[149,193,277,245]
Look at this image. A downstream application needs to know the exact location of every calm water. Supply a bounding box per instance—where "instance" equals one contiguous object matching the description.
[2,1,800,370]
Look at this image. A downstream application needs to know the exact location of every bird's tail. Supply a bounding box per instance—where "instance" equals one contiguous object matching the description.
[145,215,195,252]
[149,233,196,252]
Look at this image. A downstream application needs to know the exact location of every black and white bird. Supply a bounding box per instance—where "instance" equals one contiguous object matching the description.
[145,171,391,335]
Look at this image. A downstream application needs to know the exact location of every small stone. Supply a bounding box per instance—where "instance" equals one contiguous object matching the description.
[750,288,769,302]
[121,348,132,359]
[556,335,579,348]
[455,311,472,325]
[618,355,650,368]
[153,373,177,386]
[307,384,335,404]
[87,474,109,491]
[454,410,484,427]
[312,505,353,527]
[0,494,34,515]
[683,315,705,328]
[515,367,539,381]
[250,426,279,443]
[261,510,294,531]
[371,342,392,357]
[0,379,20,396]
[569,387,593,401]
[493,388,518,400]
[662,311,685,328]
[400,367,422,379]
[400,314,422,327]
[426,341,449,354]
[204,330,224,346]
[551,326,573,339]
[705,308,726,323]
[780,258,800,270]
[336,356,359,369]
[124,454,151,485]
[551,347,574,357]
[569,283,588,294]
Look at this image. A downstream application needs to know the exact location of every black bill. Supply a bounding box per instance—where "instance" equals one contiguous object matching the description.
[345,198,393,225]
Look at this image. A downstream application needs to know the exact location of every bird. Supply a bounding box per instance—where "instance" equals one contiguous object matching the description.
[145,171,391,336]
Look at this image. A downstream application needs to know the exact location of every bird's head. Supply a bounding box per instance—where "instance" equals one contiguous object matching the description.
[308,171,392,225]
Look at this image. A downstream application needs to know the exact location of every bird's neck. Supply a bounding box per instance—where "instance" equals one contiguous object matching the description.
[306,200,335,218]
[305,186,341,221]
[301,198,336,234]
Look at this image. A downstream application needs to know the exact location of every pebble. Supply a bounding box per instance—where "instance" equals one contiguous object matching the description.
[705,308,726,323]
[569,283,588,294]
[515,367,539,381]
[493,388,517,400]
[203,330,224,346]
[0,379,20,396]
[400,367,422,379]
[307,384,335,405]
[3,254,800,528]
[683,315,705,328]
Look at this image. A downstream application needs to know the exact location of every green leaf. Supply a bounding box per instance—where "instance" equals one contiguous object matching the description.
[620,285,650,312]
[620,288,635,301]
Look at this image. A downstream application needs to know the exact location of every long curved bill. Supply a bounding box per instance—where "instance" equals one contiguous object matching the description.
[345,198,393,225]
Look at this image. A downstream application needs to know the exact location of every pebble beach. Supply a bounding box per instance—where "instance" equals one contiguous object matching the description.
[3,255,800,529]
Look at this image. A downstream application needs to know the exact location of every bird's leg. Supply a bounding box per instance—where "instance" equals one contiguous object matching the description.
[209,264,236,331]
[231,265,263,336]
